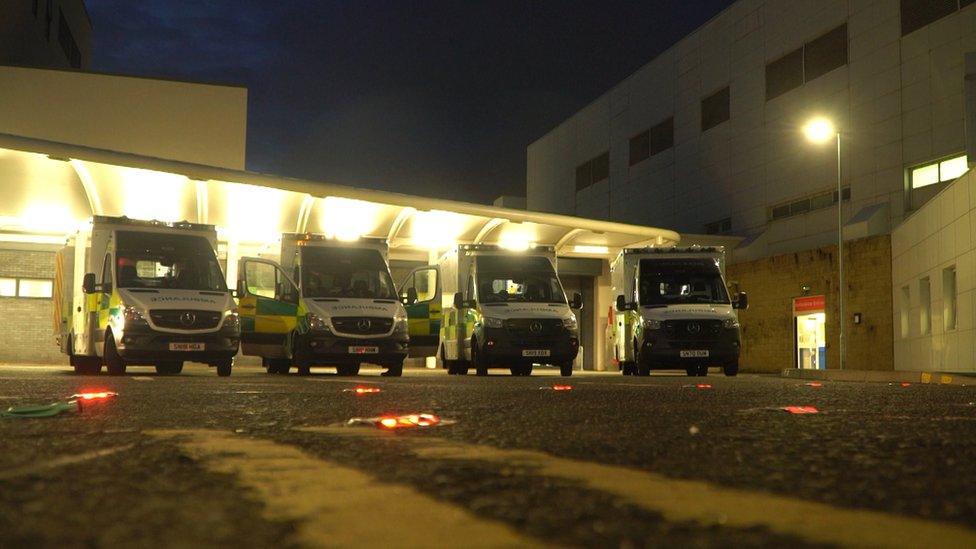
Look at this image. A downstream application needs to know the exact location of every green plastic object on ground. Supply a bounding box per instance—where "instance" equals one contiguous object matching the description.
[1,401,79,418]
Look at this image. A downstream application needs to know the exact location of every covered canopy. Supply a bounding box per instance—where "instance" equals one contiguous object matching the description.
[0,133,680,260]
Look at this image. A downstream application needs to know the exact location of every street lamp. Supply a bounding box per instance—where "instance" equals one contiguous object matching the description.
[803,117,844,370]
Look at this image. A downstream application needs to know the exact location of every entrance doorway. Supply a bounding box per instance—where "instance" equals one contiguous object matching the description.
[793,295,826,370]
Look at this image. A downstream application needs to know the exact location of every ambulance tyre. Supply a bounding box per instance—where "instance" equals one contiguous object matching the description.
[215,359,232,377]
[382,361,403,377]
[443,346,465,375]
[723,361,739,377]
[636,363,651,377]
[337,363,361,376]
[472,339,488,377]
[104,333,126,376]
[559,362,573,377]
[155,361,183,375]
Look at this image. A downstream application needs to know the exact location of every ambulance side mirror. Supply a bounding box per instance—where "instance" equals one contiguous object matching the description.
[733,292,749,310]
[570,292,583,310]
[82,273,96,294]
[403,287,418,306]
[453,292,475,309]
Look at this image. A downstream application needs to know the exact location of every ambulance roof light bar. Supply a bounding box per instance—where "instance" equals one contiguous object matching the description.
[283,232,388,245]
[91,215,216,232]
[621,245,724,255]
[457,243,556,253]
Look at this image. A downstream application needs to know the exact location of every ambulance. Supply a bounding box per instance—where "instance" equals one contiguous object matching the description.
[54,216,240,376]
[608,246,747,377]
[236,234,408,376]
[401,244,581,376]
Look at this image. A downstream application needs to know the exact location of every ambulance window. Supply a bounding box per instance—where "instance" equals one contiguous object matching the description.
[412,268,437,303]
[467,274,476,301]
[101,254,112,286]
[245,261,277,299]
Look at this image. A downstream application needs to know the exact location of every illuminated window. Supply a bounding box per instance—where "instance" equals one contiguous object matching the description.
[943,266,956,331]
[0,278,15,297]
[909,154,969,189]
[17,279,53,298]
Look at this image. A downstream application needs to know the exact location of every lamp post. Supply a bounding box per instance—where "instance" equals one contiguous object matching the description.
[803,117,844,370]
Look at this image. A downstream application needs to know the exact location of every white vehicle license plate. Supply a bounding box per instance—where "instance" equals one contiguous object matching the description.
[680,350,709,358]
[169,342,204,351]
[522,350,551,357]
[349,346,379,355]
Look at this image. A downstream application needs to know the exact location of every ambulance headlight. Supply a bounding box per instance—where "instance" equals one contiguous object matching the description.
[306,313,331,333]
[562,316,578,330]
[122,305,147,327]
[723,318,740,329]
[643,319,662,330]
[394,311,409,334]
[223,311,240,331]
[483,317,504,329]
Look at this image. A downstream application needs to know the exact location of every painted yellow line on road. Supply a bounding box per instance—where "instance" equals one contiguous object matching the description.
[301,427,976,549]
[146,429,538,548]
[0,444,135,481]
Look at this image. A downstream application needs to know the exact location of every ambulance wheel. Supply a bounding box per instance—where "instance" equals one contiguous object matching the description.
[636,362,651,377]
[104,334,126,376]
[472,340,488,376]
[382,362,403,377]
[337,363,361,376]
[723,361,739,377]
[216,360,233,377]
[559,362,573,377]
[155,361,183,375]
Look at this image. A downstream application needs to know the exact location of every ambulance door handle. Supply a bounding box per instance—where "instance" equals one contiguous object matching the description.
[240,304,256,310]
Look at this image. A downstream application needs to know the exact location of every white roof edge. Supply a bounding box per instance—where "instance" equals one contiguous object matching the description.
[0,132,680,244]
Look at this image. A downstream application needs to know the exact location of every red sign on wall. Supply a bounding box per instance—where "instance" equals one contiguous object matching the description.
[794,295,825,314]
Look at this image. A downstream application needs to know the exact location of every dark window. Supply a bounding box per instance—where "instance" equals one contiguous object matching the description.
[575,162,592,191]
[789,198,811,216]
[591,152,609,183]
[765,48,803,100]
[705,218,732,235]
[629,131,649,167]
[804,25,847,81]
[57,11,81,68]
[900,0,957,36]
[649,117,674,157]
[771,204,791,220]
[701,87,730,132]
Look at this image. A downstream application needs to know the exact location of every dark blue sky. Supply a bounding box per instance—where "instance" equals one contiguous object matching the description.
[87,0,734,204]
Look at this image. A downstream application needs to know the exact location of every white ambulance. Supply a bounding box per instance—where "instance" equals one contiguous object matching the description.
[54,216,240,376]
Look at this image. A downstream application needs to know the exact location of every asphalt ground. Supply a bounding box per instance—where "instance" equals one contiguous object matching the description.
[1,364,975,548]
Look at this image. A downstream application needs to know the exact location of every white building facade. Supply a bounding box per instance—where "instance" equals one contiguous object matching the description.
[527,0,975,261]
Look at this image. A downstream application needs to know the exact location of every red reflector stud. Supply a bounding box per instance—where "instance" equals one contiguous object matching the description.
[552,385,573,391]
[804,382,823,388]
[343,386,382,395]
[376,413,441,429]
[70,391,118,401]
[782,406,819,414]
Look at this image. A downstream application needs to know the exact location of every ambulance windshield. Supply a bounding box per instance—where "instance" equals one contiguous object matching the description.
[115,232,227,291]
[301,247,397,300]
[638,258,729,306]
[475,255,566,304]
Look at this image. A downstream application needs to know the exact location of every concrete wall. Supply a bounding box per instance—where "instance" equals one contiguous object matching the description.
[729,234,893,372]
[0,248,65,364]
[527,0,976,259]
[0,66,248,170]
[891,167,976,372]
[0,0,92,70]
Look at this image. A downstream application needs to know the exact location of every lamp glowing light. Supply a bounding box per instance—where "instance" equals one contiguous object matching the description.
[320,197,378,241]
[802,117,836,144]
[573,245,609,255]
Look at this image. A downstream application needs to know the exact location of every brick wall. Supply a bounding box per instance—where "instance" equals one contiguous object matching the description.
[0,249,65,364]
[727,235,893,373]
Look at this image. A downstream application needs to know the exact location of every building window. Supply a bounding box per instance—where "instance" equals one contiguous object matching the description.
[920,277,931,335]
[576,152,609,191]
[629,132,649,167]
[804,24,847,82]
[630,117,674,166]
[769,187,850,221]
[909,154,969,189]
[701,87,730,132]
[57,10,82,68]
[943,266,957,331]
[0,278,54,298]
[900,0,959,36]
[705,218,732,235]
[900,285,910,338]
[766,25,848,101]
[766,48,803,100]
[0,278,15,297]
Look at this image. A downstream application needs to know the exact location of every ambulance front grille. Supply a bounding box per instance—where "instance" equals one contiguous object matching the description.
[150,310,222,330]
[332,317,394,335]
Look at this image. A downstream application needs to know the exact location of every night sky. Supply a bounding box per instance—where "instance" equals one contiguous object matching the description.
[87,0,734,204]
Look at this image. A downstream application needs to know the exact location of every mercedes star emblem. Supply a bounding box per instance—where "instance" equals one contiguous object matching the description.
[357,319,372,331]
[530,321,543,334]
[180,312,197,327]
